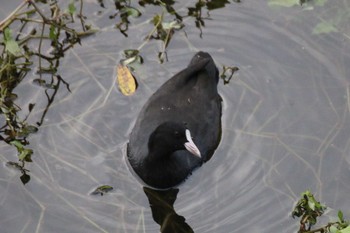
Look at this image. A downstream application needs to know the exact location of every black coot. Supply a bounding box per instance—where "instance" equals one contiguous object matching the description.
[127,51,222,189]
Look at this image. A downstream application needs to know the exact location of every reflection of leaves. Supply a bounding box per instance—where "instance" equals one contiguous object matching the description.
[268,0,300,7]
[268,0,327,7]
[312,21,338,34]
[267,0,350,37]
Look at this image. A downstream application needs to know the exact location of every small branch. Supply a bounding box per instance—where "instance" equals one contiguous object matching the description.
[0,0,30,32]
[79,0,85,31]
[137,11,164,51]
[27,0,49,22]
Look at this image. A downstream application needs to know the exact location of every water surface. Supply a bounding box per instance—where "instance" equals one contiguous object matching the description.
[1,1,350,232]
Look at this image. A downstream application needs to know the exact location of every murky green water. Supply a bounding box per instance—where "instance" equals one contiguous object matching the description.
[1,1,350,232]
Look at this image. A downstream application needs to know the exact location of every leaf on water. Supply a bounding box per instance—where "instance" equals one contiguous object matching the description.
[162,20,184,30]
[312,21,338,34]
[20,173,30,185]
[5,40,22,56]
[4,28,21,56]
[18,149,33,162]
[91,185,114,196]
[124,49,139,58]
[121,49,143,65]
[28,103,35,112]
[122,6,141,17]
[116,64,137,96]
[268,0,299,7]
[10,140,24,149]
[18,125,39,137]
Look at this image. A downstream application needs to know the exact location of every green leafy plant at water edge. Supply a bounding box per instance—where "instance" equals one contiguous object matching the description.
[0,0,95,184]
[293,190,350,233]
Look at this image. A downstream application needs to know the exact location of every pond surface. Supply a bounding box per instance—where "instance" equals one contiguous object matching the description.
[1,1,350,232]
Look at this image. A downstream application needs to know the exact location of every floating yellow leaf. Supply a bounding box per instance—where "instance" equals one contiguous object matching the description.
[116,64,137,96]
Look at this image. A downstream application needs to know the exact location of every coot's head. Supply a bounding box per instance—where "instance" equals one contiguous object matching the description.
[148,122,201,159]
[189,51,219,83]
[189,51,212,65]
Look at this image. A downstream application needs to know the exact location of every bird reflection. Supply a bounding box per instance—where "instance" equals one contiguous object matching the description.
[143,187,194,233]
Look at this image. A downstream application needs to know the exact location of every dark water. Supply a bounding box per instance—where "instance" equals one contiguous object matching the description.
[1,1,350,232]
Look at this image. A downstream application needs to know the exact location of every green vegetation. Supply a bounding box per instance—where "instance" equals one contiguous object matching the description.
[293,191,350,233]
[0,0,94,184]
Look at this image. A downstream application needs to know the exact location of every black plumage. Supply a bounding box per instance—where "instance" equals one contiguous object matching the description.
[127,51,222,189]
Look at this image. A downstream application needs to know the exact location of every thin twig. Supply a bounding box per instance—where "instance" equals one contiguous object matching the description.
[0,0,30,32]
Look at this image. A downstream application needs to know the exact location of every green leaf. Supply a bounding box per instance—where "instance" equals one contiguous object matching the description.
[4,28,21,55]
[329,225,338,233]
[20,172,31,185]
[4,28,12,41]
[5,38,21,56]
[339,210,344,222]
[10,140,24,150]
[124,49,139,58]
[162,20,184,30]
[339,226,350,233]
[268,0,299,7]
[122,7,141,17]
[152,14,162,26]
[49,25,58,41]
[18,125,39,137]
[91,185,113,195]
[18,148,33,162]
[68,1,76,14]
[312,21,338,34]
